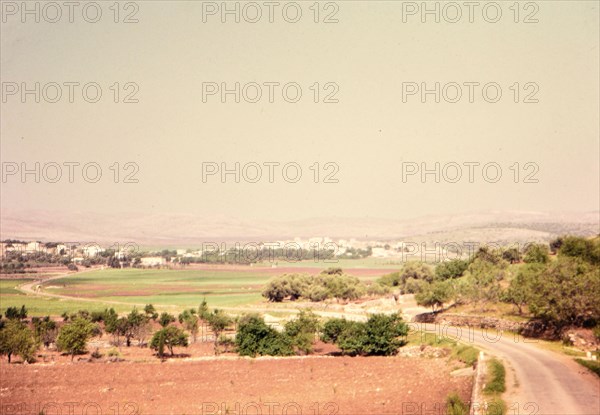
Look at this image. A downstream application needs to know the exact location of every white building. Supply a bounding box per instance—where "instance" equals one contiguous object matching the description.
[140,257,167,267]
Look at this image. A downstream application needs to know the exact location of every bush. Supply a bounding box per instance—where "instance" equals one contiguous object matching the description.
[284,310,320,354]
[322,313,408,356]
[107,347,121,358]
[235,314,293,357]
[321,318,354,344]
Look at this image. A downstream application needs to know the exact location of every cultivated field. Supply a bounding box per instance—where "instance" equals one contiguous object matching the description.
[0,264,400,316]
[0,355,473,414]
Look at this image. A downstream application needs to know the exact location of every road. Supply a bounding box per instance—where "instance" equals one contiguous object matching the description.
[14,271,600,414]
[415,323,600,415]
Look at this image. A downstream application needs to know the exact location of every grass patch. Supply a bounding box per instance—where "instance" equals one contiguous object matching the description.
[481,359,507,415]
[484,359,506,394]
[446,392,469,415]
[575,359,600,377]
[486,396,506,415]
[407,330,479,366]
[453,344,479,366]
[0,278,34,295]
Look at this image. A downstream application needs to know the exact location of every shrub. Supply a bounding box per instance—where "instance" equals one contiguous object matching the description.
[321,318,354,344]
[284,310,320,354]
[235,314,293,357]
[107,347,121,358]
[322,313,408,356]
[362,313,408,356]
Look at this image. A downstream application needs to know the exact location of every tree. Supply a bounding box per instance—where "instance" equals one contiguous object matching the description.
[523,243,550,264]
[501,248,521,264]
[158,312,176,327]
[460,259,505,311]
[262,274,310,302]
[144,304,158,321]
[32,316,58,348]
[198,299,210,320]
[126,308,150,347]
[362,313,408,356]
[5,305,27,320]
[501,264,542,315]
[179,309,200,343]
[435,259,469,280]
[235,314,293,357]
[378,262,434,292]
[206,310,233,354]
[150,326,189,358]
[527,257,600,327]
[549,237,564,254]
[559,236,600,265]
[284,310,320,354]
[56,317,96,361]
[471,246,503,266]
[0,319,37,363]
[415,280,453,312]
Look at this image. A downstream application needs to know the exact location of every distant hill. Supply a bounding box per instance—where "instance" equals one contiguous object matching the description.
[1,209,598,246]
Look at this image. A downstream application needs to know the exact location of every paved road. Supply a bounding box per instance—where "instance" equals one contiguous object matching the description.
[415,323,600,415]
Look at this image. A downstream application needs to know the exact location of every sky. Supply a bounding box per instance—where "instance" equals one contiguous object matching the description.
[1,1,599,223]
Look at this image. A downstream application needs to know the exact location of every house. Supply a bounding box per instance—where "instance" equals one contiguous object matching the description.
[140,257,166,267]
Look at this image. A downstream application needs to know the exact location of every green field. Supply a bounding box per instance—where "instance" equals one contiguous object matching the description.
[40,268,270,309]
[0,278,134,316]
[0,260,396,317]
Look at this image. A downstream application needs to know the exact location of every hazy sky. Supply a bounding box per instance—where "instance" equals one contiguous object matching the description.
[1,1,599,222]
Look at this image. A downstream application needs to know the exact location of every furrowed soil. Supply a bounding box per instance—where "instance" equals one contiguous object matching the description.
[0,355,471,415]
